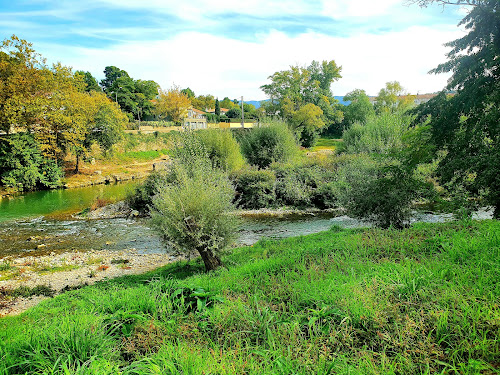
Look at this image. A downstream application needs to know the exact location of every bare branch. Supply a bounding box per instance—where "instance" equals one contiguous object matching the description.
[404,0,482,7]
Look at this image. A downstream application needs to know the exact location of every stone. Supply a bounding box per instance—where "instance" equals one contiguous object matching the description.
[153,160,172,171]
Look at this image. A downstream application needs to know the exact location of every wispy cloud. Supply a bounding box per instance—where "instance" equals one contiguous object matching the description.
[1,0,467,98]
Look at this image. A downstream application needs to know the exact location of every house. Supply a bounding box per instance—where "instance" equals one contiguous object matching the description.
[205,108,230,116]
[183,108,207,130]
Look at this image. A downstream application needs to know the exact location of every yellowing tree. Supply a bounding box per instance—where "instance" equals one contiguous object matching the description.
[1,35,127,172]
[291,103,325,148]
[375,81,415,113]
[155,85,191,125]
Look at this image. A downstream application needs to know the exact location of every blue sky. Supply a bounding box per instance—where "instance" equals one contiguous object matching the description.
[0,0,469,99]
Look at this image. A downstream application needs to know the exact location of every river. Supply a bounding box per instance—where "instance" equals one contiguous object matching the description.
[0,181,493,259]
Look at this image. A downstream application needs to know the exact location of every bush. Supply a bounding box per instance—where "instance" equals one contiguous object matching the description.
[231,168,277,209]
[0,133,63,191]
[335,155,422,228]
[342,112,412,154]
[126,171,175,214]
[240,121,299,169]
[272,164,337,209]
[196,129,245,172]
[151,158,237,271]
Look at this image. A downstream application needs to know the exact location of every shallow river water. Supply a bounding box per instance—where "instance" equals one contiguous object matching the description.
[0,182,493,259]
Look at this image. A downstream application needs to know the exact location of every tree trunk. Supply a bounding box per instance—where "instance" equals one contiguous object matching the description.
[197,247,222,272]
[75,153,80,174]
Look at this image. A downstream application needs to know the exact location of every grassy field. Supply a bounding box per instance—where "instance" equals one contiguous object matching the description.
[0,220,499,374]
[310,137,343,152]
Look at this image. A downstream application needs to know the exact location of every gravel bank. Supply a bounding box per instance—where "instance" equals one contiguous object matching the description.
[0,248,181,317]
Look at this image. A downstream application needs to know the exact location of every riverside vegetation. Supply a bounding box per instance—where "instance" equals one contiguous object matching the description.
[1,2,500,372]
[0,220,498,374]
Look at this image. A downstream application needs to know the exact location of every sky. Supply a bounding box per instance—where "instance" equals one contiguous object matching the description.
[0,0,471,100]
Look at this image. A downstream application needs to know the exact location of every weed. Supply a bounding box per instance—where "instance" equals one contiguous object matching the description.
[0,262,12,271]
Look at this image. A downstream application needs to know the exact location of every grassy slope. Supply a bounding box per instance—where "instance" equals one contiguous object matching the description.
[0,221,499,374]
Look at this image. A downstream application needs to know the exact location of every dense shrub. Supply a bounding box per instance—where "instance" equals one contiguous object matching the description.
[151,157,237,271]
[0,133,63,191]
[230,163,338,210]
[231,168,277,209]
[240,121,299,169]
[196,129,245,172]
[273,164,338,209]
[335,155,423,228]
[342,112,412,154]
[126,171,175,214]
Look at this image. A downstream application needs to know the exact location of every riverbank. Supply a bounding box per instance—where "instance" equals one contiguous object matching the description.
[0,248,182,316]
[0,156,168,199]
[0,220,498,373]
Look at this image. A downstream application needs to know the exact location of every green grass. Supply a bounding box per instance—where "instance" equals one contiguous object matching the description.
[111,149,170,162]
[311,137,343,152]
[0,220,499,374]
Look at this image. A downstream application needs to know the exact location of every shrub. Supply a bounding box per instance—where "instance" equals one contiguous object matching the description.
[150,158,237,271]
[126,171,175,214]
[342,112,413,154]
[272,163,337,209]
[240,121,299,169]
[335,155,422,228]
[231,168,277,209]
[0,133,63,191]
[196,129,245,172]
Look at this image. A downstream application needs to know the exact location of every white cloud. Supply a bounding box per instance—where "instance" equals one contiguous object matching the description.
[321,0,402,18]
[36,23,465,100]
[94,0,320,20]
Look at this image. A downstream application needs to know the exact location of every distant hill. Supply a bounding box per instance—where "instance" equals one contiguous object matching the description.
[246,96,351,108]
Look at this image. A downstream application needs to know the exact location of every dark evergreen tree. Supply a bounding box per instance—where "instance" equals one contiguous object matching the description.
[414,0,500,217]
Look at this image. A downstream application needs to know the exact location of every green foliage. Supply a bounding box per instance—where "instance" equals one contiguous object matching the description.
[291,103,325,147]
[75,70,100,92]
[196,129,245,172]
[335,156,424,228]
[272,163,337,208]
[126,170,174,214]
[260,60,344,137]
[225,107,241,119]
[342,88,375,128]
[150,155,237,271]
[181,87,195,98]
[101,66,159,121]
[231,168,277,209]
[240,120,299,169]
[0,133,63,191]
[413,1,500,216]
[231,163,338,210]
[374,81,415,114]
[205,113,218,123]
[342,112,413,154]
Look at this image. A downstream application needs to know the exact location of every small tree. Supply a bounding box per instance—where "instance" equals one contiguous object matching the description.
[155,85,191,125]
[240,120,299,169]
[215,98,221,121]
[150,144,237,272]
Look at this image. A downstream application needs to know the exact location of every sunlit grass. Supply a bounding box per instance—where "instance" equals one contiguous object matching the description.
[310,137,343,151]
[0,220,498,374]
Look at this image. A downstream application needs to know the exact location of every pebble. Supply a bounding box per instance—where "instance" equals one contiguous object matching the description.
[0,248,182,317]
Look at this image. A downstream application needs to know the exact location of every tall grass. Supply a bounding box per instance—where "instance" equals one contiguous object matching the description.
[0,220,498,374]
